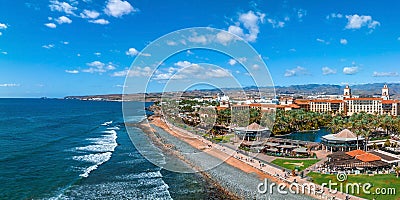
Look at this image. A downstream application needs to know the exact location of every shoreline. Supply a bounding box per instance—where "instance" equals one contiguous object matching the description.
[134,116,366,200]
[129,119,240,200]
[135,116,301,198]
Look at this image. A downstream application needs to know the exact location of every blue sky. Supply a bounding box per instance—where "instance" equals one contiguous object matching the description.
[0,0,400,97]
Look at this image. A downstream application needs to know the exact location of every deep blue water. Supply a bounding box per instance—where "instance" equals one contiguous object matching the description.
[0,99,209,199]
[280,128,330,142]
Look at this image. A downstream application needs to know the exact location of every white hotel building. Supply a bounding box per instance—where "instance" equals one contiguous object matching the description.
[308,84,400,116]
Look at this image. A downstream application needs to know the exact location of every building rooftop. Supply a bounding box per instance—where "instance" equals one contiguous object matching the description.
[355,153,381,162]
[322,129,365,141]
[346,149,367,157]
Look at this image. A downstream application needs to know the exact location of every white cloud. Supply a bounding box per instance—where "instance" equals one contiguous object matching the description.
[227,10,265,42]
[0,83,20,87]
[205,69,230,78]
[216,31,235,45]
[345,14,380,30]
[326,13,343,19]
[343,66,359,75]
[94,52,101,56]
[49,0,77,15]
[104,0,137,18]
[111,69,129,77]
[398,37,400,41]
[1,51,7,55]
[372,71,399,77]
[56,16,72,24]
[83,61,116,74]
[44,23,57,28]
[0,23,7,29]
[267,18,285,28]
[62,41,69,45]
[284,66,307,77]
[125,48,138,56]
[80,9,100,19]
[89,19,110,25]
[296,8,307,21]
[340,38,348,45]
[174,61,193,68]
[316,38,329,44]
[188,35,207,44]
[228,25,244,37]
[228,59,237,66]
[252,64,260,70]
[166,40,177,46]
[112,67,152,77]
[42,44,55,49]
[0,32,2,36]
[65,69,79,74]
[140,53,151,57]
[322,67,337,75]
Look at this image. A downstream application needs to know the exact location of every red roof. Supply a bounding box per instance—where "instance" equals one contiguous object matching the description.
[382,100,399,104]
[311,99,343,103]
[249,103,262,107]
[346,149,366,157]
[294,99,311,105]
[216,106,228,111]
[345,98,382,101]
[356,153,381,162]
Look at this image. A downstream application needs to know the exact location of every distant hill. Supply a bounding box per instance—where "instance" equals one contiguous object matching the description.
[64,82,400,101]
[275,83,400,99]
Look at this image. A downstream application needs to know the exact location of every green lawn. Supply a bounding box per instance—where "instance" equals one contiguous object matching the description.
[308,172,399,200]
[212,134,234,143]
[271,158,320,171]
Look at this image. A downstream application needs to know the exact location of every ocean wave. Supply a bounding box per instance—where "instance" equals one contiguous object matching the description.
[101,121,113,126]
[72,152,112,178]
[106,126,120,130]
[77,130,118,153]
[75,144,117,152]
[115,171,163,180]
[72,152,112,164]
[72,128,118,178]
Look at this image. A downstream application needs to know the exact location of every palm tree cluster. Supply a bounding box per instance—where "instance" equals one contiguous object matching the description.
[327,112,400,150]
[272,109,332,135]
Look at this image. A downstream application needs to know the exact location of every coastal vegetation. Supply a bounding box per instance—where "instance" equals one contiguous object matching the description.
[308,172,400,200]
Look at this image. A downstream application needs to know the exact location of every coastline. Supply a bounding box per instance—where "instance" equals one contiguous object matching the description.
[132,116,366,200]
[131,116,317,199]
[128,119,241,200]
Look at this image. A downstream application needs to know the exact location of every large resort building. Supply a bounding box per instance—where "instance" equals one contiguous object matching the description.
[308,84,400,116]
[284,84,400,116]
[221,84,400,116]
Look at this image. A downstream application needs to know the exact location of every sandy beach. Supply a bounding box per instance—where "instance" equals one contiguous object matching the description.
[148,116,280,182]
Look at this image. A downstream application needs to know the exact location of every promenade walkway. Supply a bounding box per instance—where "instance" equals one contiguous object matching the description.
[163,121,365,200]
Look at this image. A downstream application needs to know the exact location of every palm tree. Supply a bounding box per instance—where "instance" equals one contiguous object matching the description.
[395,166,400,178]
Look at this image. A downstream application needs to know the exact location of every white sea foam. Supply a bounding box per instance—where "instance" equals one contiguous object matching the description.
[107,126,120,130]
[75,144,117,152]
[77,130,118,153]
[73,152,112,178]
[73,152,112,164]
[101,121,113,126]
[72,126,118,178]
[115,171,163,180]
